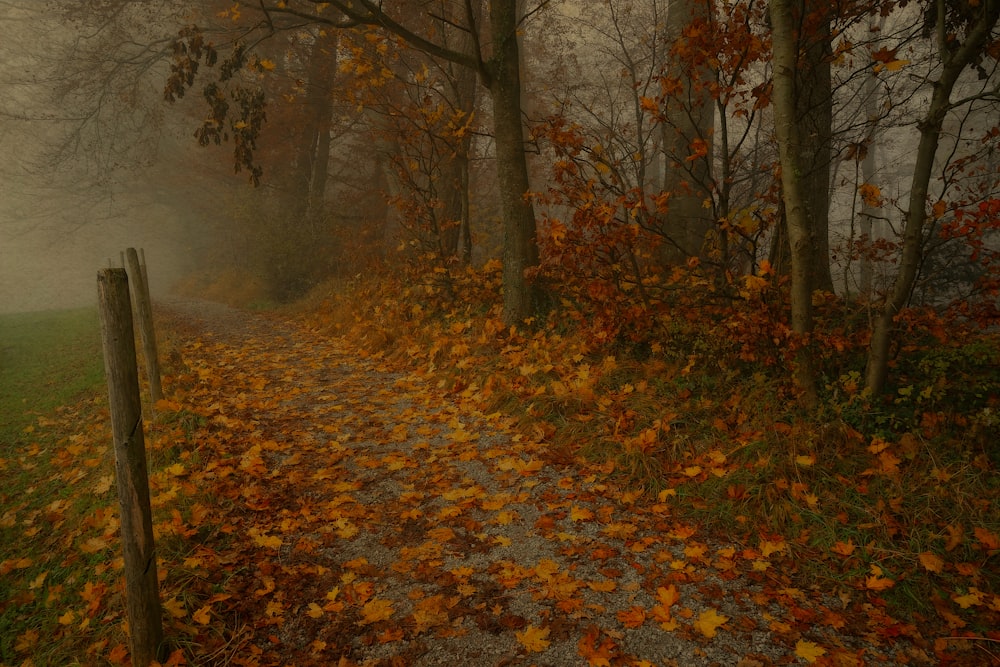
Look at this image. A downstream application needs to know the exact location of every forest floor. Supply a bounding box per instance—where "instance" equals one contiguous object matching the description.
[134,297,966,666]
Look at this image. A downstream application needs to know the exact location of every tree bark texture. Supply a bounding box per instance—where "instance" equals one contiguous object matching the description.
[488,0,541,324]
[796,0,835,293]
[770,0,818,406]
[660,0,715,265]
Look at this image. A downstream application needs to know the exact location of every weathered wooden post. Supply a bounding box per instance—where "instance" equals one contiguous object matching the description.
[125,248,162,404]
[97,269,164,666]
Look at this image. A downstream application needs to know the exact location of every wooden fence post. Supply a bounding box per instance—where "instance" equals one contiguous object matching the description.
[125,248,162,404]
[97,269,164,666]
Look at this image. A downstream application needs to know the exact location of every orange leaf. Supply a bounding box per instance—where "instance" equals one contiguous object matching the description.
[974,527,1000,551]
[192,604,212,625]
[14,630,39,652]
[795,639,827,663]
[760,539,786,558]
[108,644,129,665]
[865,575,895,591]
[588,579,617,592]
[693,608,729,638]
[162,597,187,618]
[656,584,680,608]
[953,588,985,609]
[578,626,616,666]
[918,552,945,573]
[616,606,647,628]
[831,540,856,557]
[358,598,394,626]
[516,624,551,652]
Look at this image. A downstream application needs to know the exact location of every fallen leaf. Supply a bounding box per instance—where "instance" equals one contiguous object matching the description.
[516,624,551,652]
[865,575,895,591]
[578,626,616,666]
[974,527,1000,551]
[693,608,729,638]
[616,606,646,628]
[918,552,945,573]
[795,639,827,663]
[192,604,212,625]
[358,598,394,625]
[831,540,856,557]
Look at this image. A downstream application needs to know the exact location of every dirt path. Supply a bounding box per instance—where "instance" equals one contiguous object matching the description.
[153,298,930,666]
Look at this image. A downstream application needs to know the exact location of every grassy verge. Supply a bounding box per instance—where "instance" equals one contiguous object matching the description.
[0,308,121,664]
[0,308,104,445]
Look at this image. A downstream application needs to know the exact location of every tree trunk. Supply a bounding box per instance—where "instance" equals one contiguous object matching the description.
[439,29,479,261]
[865,0,1000,393]
[488,0,540,324]
[797,0,834,293]
[770,0,818,406]
[304,30,337,219]
[660,0,714,265]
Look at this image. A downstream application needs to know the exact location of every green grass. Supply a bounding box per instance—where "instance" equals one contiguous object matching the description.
[0,307,116,665]
[0,308,105,447]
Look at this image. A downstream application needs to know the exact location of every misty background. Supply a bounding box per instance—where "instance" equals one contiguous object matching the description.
[0,2,240,314]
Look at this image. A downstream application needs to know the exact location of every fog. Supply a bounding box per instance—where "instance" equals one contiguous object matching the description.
[0,2,235,314]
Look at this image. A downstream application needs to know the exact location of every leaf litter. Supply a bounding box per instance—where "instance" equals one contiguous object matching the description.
[109,300,962,663]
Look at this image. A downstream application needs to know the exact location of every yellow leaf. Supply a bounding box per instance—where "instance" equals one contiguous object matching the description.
[693,608,729,638]
[760,539,786,558]
[795,639,827,663]
[616,606,647,628]
[163,597,187,618]
[795,454,815,466]
[29,571,47,589]
[358,598,394,626]
[656,585,680,608]
[93,475,113,494]
[953,588,985,609]
[859,183,883,208]
[516,624,551,652]
[58,610,76,625]
[865,575,895,591]
[918,552,945,573]
[79,536,109,554]
[258,58,276,71]
[588,579,617,592]
[831,540,856,557]
[193,604,212,625]
[14,629,39,652]
[250,529,282,549]
[307,602,324,618]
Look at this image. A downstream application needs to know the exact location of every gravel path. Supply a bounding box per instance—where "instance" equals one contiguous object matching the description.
[153,297,935,666]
